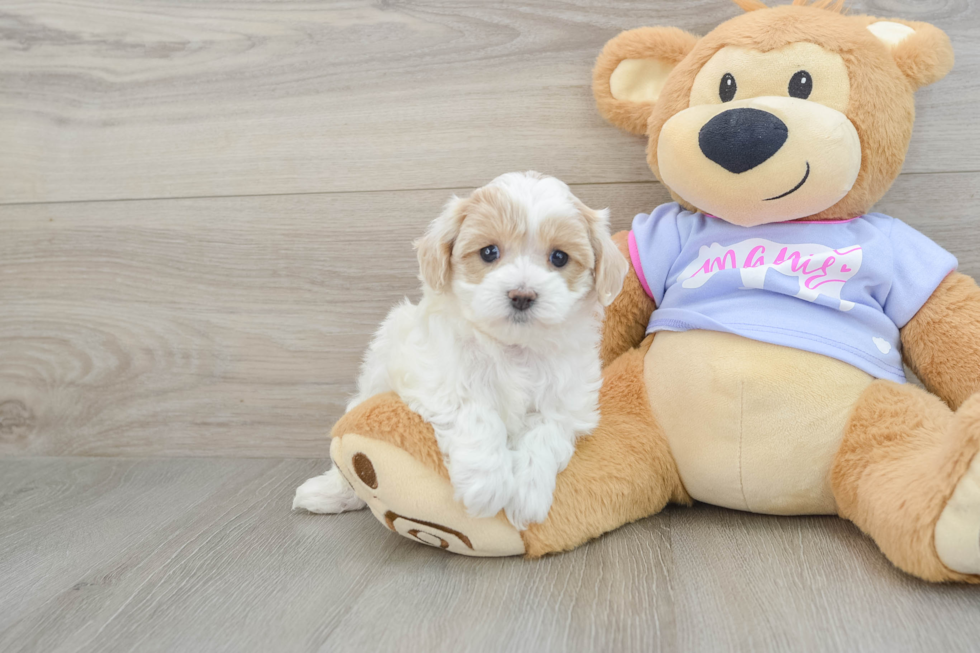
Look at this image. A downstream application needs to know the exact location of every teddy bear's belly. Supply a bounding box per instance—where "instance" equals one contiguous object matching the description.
[644,330,874,515]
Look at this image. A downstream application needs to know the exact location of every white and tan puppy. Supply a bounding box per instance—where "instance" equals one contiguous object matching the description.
[294,172,628,528]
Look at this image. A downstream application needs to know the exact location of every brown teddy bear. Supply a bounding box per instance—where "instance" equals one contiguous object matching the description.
[323,0,980,582]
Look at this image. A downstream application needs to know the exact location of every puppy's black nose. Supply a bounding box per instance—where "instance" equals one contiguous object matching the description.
[508,289,537,312]
[699,108,788,174]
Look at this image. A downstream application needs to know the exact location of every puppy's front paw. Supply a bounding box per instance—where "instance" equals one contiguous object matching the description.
[451,461,516,519]
[292,467,366,514]
[505,455,557,530]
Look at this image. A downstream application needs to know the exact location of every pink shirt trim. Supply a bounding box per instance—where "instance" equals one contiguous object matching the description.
[791,218,860,224]
[704,213,860,225]
[628,230,655,300]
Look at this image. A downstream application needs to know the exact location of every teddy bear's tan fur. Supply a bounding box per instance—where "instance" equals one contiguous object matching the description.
[326,1,980,583]
[594,1,953,221]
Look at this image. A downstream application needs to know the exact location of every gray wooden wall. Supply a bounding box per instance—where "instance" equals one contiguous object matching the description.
[2,0,978,457]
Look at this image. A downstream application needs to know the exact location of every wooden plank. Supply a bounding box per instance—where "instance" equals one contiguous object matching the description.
[320,514,678,653]
[0,457,289,641]
[669,506,980,652]
[2,457,978,652]
[1,173,977,457]
[0,0,976,204]
[0,457,403,652]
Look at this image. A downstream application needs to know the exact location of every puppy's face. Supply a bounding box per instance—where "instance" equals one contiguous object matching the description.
[416,172,627,343]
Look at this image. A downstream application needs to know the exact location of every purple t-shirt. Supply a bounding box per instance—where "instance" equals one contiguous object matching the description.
[629,203,957,382]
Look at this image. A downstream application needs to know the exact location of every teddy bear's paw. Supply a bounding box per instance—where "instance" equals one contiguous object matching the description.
[292,467,367,514]
[331,432,525,557]
[935,451,980,575]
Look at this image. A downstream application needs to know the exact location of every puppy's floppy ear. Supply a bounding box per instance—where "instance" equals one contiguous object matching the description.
[866,19,954,89]
[577,201,629,307]
[593,26,699,136]
[415,195,468,292]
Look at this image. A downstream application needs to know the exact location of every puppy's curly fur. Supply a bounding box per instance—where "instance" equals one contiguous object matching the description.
[295,172,627,529]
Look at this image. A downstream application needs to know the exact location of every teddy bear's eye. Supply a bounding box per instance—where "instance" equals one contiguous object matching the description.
[789,70,812,99]
[719,73,737,102]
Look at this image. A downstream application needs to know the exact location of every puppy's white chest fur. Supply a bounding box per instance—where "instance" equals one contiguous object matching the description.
[470,339,586,444]
[485,344,549,439]
[354,294,602,442]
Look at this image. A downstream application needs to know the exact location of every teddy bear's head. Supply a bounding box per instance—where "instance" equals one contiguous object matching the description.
[593,0,953,225]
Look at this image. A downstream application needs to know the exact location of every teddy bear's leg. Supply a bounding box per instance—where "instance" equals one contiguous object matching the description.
[329,392,527,556]
[832,381,980,582]
[521,338,691,557]
[329,338,689,557]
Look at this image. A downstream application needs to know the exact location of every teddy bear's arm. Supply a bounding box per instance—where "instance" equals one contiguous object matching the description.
[599,231,656,367]
[900,271,980,410]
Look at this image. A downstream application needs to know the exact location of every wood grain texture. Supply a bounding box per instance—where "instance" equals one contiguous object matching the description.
[2,174,977,457]
[2,2,978,648]
[1,457,978,653]
[0,0,977,204]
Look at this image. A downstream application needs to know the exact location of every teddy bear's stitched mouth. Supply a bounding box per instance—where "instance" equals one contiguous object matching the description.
[763,161,810,201]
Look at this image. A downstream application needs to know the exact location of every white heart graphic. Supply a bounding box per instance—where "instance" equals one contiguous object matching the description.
[872,337,892,354]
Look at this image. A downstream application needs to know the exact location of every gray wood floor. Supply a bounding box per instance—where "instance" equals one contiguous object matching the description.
[2,458,979,653]
[2,0,979,650]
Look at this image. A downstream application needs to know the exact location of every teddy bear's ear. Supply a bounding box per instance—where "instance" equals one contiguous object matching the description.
[593,27,700,136]
[866,19,954,89]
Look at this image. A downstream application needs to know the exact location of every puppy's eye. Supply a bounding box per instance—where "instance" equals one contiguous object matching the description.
[719,73,737,102]
[788,70,812,99]
[479,245,499,263]
[549,250,569,268]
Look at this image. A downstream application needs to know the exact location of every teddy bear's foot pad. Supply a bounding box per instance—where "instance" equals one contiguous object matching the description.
[331,432,525,557]
[935,451,980,574]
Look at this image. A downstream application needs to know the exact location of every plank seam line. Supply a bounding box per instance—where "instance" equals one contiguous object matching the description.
[1,170,976,208]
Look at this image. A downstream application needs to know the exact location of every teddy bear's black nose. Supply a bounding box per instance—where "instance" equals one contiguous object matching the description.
[699,108,788,174]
